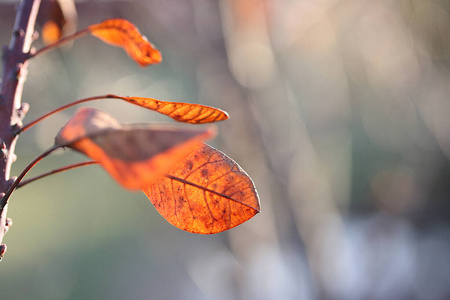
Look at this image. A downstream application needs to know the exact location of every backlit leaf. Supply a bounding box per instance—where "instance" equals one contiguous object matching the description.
[88,19,162,66]
[55,108,216,189]
[114,95,229,124]
[141,143,260,234]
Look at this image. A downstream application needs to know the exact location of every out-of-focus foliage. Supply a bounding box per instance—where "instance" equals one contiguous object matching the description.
[1,0,450,299]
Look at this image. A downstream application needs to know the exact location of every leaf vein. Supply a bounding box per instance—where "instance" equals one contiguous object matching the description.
[196,109,216,122]
[166,175,259,212]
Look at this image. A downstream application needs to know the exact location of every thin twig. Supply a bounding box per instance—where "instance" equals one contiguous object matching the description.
[29,28,90,58]
[1,146,60,208]
[17,94,115,134]
[17,161,98,188]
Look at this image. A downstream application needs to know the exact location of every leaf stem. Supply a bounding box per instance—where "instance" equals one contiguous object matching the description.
[0,146,60,208]
[17,94,115,134]
[17,161,98,189]
[29,28,90,59]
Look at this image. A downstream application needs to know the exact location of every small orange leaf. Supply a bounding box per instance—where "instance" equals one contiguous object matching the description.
[114,95,229,124]
[55,108,216,189]
[88,19,162,66]
[141,143,260,234]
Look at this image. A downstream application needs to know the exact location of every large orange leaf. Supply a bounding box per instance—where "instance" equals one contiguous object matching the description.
[88,19,162,66]
[113,95,229,124]
[55,108,216,189]
[141,143,260,234]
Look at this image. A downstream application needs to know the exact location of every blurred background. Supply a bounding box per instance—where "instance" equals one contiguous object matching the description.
[1,0,450,299]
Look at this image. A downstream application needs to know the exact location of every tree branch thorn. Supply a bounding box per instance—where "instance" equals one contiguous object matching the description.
[32,30,39,41]
[5,218,12,229]
[1,218,12,235]
[13,28,25,38]
[15,62,26,79]
[18,102,30,120]
[0,244,7,260]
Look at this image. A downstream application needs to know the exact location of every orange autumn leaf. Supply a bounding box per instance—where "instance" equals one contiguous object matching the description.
[112,95,229,124]
[88,19,162,66]
[55,108,216,189]
[141,143,260,234]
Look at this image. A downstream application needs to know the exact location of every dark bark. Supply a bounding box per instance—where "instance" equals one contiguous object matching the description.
[0,0,41,258]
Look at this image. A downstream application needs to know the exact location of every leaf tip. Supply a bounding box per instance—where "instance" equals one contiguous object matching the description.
[139,42,162,67]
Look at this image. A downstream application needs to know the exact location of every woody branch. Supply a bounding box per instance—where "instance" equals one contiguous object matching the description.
[0,0,41,258]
